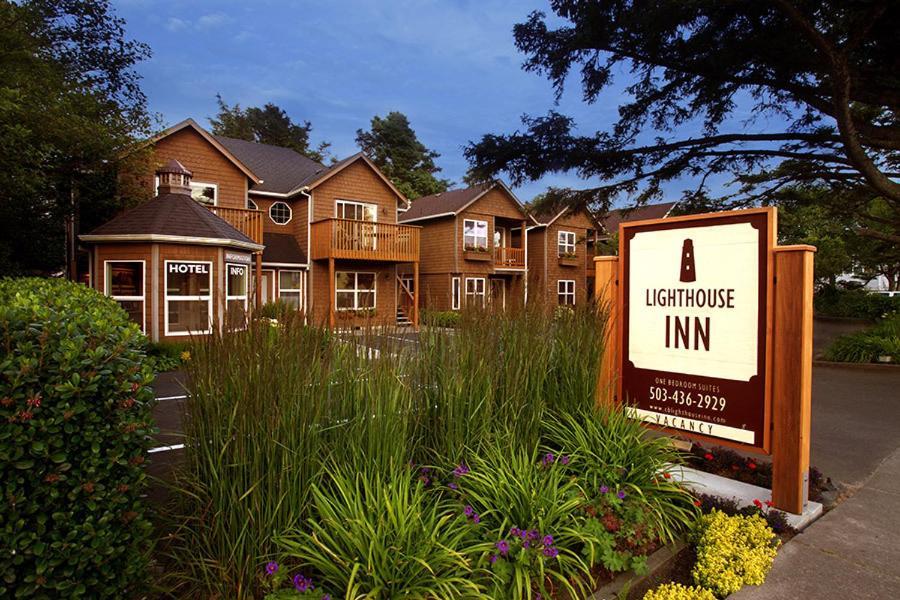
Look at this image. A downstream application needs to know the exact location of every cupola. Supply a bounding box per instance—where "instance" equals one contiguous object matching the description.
[156,159,193,195]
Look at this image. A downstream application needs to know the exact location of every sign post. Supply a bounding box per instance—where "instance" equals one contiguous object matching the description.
[596,207,815,515]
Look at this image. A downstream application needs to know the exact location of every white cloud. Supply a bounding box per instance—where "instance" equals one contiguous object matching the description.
[196,13,233,30]
[164,17,188,32]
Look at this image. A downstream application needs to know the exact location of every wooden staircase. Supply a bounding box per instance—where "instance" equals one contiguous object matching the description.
[396,306,412,326]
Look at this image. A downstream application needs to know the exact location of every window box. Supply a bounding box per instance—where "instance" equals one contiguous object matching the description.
[464,247,493,261]
[558,253,580,267]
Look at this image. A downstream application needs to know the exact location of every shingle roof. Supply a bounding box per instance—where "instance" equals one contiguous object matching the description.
[214,135,326,195]
[600,202,677,233]
[82,193,259,248]
[262,232,308,265]
[399,183,494,222]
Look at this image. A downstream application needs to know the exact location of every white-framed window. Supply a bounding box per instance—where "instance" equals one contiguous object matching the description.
[463,219,488,251]
[269,201,292,225]
[558,231,576,257]
[465,277,486,307]
[104,260,145,333]
[336,199,377,222]
[335,272,376,311]
[247,198,259,210]
[278,270,304,310]
[155,176,217,206]
[165,261,212,336]
[558,280,575,306]
[451,277,461,310]
[225,263,249,329]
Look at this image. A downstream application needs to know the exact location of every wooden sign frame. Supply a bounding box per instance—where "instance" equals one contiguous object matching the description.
[594,207,815,515]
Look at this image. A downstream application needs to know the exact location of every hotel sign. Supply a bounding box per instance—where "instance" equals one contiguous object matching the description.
[619,209,774,451]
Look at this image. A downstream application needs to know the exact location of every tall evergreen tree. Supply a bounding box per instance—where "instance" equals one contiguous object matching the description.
[465,1,899,246]
[210,95,330,163]
[0,0,152,276]
[356,112,450,200]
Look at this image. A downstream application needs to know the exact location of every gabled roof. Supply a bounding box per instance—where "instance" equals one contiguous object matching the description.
[80,193,263,251]
[215,135,325,196]
[529,204,598,230]
[301,153,410,208]
[399,181,531,224]
[142,119,262,184]
[262,232,308,265]
[599,201,677,233]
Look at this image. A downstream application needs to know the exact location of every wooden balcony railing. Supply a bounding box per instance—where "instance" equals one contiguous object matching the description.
[310,218,420,262]
[494,246,526,268]
[208,206,264,246]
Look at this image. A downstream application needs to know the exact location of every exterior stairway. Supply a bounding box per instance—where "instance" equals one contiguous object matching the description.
[396,307,412,326]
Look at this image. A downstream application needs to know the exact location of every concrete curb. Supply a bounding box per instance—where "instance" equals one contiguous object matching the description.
[587,540,688,600]
[813,360,900,371]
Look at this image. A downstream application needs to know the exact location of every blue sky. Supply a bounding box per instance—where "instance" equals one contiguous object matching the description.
[114,0,739,205]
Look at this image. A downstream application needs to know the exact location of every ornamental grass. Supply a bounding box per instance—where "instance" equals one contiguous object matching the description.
[164,304,696,599]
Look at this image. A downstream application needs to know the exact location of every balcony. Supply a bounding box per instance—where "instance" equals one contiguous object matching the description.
[208,206,264,246]
[310,218,420,262]
[494,246,526,269]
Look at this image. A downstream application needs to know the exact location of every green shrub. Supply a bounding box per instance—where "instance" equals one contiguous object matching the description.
[691,510,779,598]
[814,286,899,320]
[271,464,482,598]
[257,300,299,321]
[824,313,900,362]
[0,278,156,598]
[542,409,698,544]
[642,582,716,600]
[456,443,598,598]
[145,340,190,372]
[422,309,462,328]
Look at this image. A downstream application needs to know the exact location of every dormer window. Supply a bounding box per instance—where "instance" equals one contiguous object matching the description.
[154,175,217,206]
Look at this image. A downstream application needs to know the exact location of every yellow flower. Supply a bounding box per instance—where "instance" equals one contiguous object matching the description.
[180,351,191,362]
[643,583,715,600]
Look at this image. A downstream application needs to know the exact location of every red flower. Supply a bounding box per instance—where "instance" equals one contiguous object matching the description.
[731,464,740,471]
[663,472,671,479]
[704,453,714,461]
[753,498,763,509]
[26,394,41,408]
[765,500,773,508]
[693,499,702,507]
[748,461,757,470]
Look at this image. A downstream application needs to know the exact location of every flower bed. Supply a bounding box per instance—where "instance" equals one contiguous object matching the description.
[162,307,699,599]
[686,443,832,503]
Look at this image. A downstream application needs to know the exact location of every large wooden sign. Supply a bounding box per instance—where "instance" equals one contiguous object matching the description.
[595,206,816,514]
[619,208,774,451]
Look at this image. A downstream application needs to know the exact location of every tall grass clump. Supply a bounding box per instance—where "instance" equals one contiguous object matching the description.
[165,302,698,598]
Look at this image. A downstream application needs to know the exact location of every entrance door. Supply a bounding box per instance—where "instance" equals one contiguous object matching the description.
[490,278,506,310]
[398,275,415,310]
[260,270,274,305]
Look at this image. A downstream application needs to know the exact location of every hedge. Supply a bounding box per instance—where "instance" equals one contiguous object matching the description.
[814,286,899,321]
[0,278,156,597]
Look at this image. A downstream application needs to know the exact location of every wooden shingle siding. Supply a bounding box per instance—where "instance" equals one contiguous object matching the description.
[148,128,249,209]
[312,160,401,224]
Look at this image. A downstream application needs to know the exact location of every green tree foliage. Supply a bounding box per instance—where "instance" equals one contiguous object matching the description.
[0,0,152,275]
[356,111,450,200]
[210,95,330,162]
[464,1,899,247]
[777,187,900,289]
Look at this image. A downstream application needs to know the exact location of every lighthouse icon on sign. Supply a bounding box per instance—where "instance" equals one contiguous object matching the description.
[680,239,696,282]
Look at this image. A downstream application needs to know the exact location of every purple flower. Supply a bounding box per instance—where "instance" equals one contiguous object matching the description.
[518,529,528,540]
[528,529,539,540]
[489,554,498,564]
[265,561,279,575]
[617,489,626,500]
[293,573,313,592]
[523,540,530,549]
[600,485,609,494]
[496,539,510,556]
[560,455,570,465]
[543,452,555,465]
[448,482,458,490]
[464,505,474,517]
[542,535,553,546]
[473,513,481,524]
[509,527,521,537]
[453,462,470,477]
[543,546,559,558]
[323,596,331,600]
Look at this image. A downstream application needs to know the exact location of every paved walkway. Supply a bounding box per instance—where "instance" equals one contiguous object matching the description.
[734,446,900,599]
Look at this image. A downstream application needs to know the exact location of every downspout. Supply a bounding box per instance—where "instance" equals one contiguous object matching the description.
[300,187,312,321]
